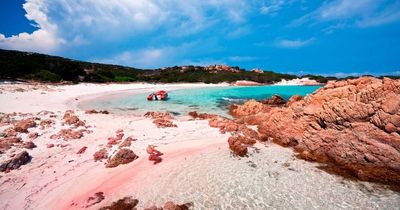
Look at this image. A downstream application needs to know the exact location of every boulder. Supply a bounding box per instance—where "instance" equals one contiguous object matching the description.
[260,95,286,106]
[22,141,36,149]
[228,137,247,157]
[99,197,138,210]
[188,111,198,118]
[39,119,55,129]
[93,148,108,161]
[63,110,85,127]
[0,151,31,172]
[14,118,37,133]
[146,145,163,164]
[54,129,84,140]
[0,137,22,152]
[163,201,191,210]
[85,109,109,114]
[106,148,138,168]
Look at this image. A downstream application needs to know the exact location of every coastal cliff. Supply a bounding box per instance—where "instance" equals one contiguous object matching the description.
[230,77,400,185]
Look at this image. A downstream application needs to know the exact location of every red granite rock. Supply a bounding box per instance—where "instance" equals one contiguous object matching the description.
[228,136,248,157]
[231,77,400,185]
[93,148,108,161]
[98,197,138,210]
[14,118,37,133]
[77,146,88,154]
[63,110,85,127]
[106,148,138,168]
[22,141,36,149]
[0,151,31,172]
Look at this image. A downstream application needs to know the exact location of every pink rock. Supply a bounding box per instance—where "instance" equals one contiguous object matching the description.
[77,146,88,154]
[106,148,138,168]
[93,148,108,161]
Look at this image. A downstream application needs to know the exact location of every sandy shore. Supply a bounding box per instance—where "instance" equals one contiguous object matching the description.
[0,82,230,209]
[0,82,399,210]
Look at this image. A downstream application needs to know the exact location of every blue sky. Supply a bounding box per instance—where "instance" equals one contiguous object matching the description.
[0,0,400,76]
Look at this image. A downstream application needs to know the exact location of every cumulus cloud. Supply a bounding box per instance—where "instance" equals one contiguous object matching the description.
[0,0,252,55]
[276,38,315,49]
[0,0,65,53]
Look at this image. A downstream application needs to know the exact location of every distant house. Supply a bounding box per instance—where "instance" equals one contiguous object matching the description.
[205,64,241,73]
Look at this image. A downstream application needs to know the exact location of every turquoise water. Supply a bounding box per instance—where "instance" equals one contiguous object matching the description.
[81,86,321,116]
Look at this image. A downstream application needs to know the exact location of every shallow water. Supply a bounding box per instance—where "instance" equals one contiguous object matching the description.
[130,144,400,210]
[79,86,320,116]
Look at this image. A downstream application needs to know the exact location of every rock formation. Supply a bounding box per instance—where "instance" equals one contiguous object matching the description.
[106,148,138,168]
[230,77,400,185]
[0,151,31,172]
[93,148,108,161]
[144,112,177,128]
[147,145,163,164]
[98,196,138,210]
[85,109,109,114]
[14,118,37,133]
[63,110,85,127]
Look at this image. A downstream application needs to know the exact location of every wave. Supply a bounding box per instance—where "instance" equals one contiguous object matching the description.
[221,97,247,102]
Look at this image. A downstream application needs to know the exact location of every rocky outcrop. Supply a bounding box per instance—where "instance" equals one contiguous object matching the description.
[85,192,105,208]
[145,112,177,128]
[0,137,22,153]
[14,118,37,133]
[107,129,125,147]
[145,201,191,210]
[0,151,31,172]
[50,129,84,140]
[228,137,248,157]
[106,148,138,168]
[229,100,272,118]
[93,148,108,161]
[147,145,163,164]
[22,141,36,149]
[85,109,109,114]
[99,196,138,210]
[63,110,85,127]
[231,77,400,185]
[190,111,261,156]
[260,95,286,106]
[39,119,55,129]
[119,136,136,148]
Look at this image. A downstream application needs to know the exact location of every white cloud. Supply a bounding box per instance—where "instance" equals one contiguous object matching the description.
[290,0,400,29]
[0,0,65,53]
[277,38,315,49]
[229,56,257,62]
[260,0,285,15]
[0,30,65,53]
[0,0,251,54]
[357,2,400,27]
[93,42,197,68]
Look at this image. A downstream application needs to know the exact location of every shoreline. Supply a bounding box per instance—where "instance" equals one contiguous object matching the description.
[0,82,232,209]
[1,81,399,209]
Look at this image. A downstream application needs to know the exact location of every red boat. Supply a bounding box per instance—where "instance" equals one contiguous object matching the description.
[147,90,168,101]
